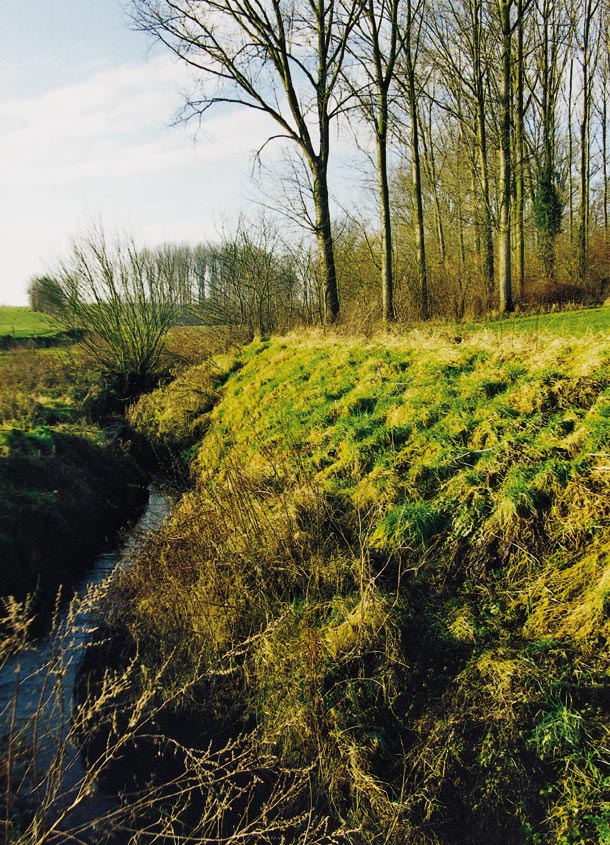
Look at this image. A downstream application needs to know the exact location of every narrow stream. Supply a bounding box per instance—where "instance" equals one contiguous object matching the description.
[0,484,174,842]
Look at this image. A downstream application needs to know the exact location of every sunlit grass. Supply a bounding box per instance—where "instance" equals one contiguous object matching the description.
[474,303,610,336]
[102,322,610,842]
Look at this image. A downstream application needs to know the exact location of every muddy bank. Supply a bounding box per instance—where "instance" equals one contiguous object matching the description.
[0,425,148,610]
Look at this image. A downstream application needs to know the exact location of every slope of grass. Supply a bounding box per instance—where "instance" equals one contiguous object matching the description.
[114,326,610,844]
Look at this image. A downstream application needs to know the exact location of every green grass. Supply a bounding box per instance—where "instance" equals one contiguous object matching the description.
[0,306,58,338]
[476,304,610,336]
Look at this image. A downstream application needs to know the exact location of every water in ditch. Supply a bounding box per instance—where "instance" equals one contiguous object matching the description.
[0,484,174,843]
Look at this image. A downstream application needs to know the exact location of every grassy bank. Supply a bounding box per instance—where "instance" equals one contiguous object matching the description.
[0,345,147,604]
[113,322,610,844]
[0,426,146,600]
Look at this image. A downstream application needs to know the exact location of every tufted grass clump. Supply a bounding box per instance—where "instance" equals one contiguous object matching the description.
[127,352,242,464]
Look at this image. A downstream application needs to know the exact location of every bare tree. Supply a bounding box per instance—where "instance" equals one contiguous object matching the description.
[146,242,198,307]
[513,0,527,300]
[497,0,514,313]
[576,0,602,283]
[420,92,448,268]
[132,0,363,325]
[195,218,302,334]
[598,8,610,250]
[426,0,496,309]
[529,0,571,282]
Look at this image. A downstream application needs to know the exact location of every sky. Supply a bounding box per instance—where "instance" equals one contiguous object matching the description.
[0,1,281,305]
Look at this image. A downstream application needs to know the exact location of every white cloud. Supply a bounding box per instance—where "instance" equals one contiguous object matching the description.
[0,54,280,303]
[0,47,366,305]
[0,55,277,188]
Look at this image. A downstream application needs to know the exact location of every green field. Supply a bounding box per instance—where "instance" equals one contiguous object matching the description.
[0,306,58,338]
[475,303,610,336]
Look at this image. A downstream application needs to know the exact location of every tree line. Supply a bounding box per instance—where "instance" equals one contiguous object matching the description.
[27,223,312,396]
[26,0,610,394]
[128,0,610,323]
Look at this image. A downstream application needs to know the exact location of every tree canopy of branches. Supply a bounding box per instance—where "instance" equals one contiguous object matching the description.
[132,0,365,324]
[345,0,403,323]
[55,229,181,397]
[194,223,303,335]
[129,0,610,322]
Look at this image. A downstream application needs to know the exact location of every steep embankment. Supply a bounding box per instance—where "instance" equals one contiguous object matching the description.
[121,328,610,844]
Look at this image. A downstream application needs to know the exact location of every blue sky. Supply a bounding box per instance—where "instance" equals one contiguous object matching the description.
[0,1,278,304]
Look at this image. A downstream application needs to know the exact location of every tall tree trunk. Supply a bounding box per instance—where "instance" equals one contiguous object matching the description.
[421,103,447,264]
[312,159,340,323]
[498,0,514,313]
[600,15,610,247]
[578,63,590,283]
[134,0,356,329]
[404,10,429,320]
[472,0,495,308]
[602,92,610,249]
[455,92,468,302]
[363,0,399,326]
[457,124,467,272]
[411,121,428,320]
[568,59,574,244]
[471,170,482,262]
[603,14,610,250]
[533,0,566,282]
[377,124,395,324]
[577,0,599,284]
[515,0,526,301]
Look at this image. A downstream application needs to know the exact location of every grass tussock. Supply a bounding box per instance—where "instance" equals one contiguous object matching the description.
[115,325,610,843]
[127,351,242,465]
